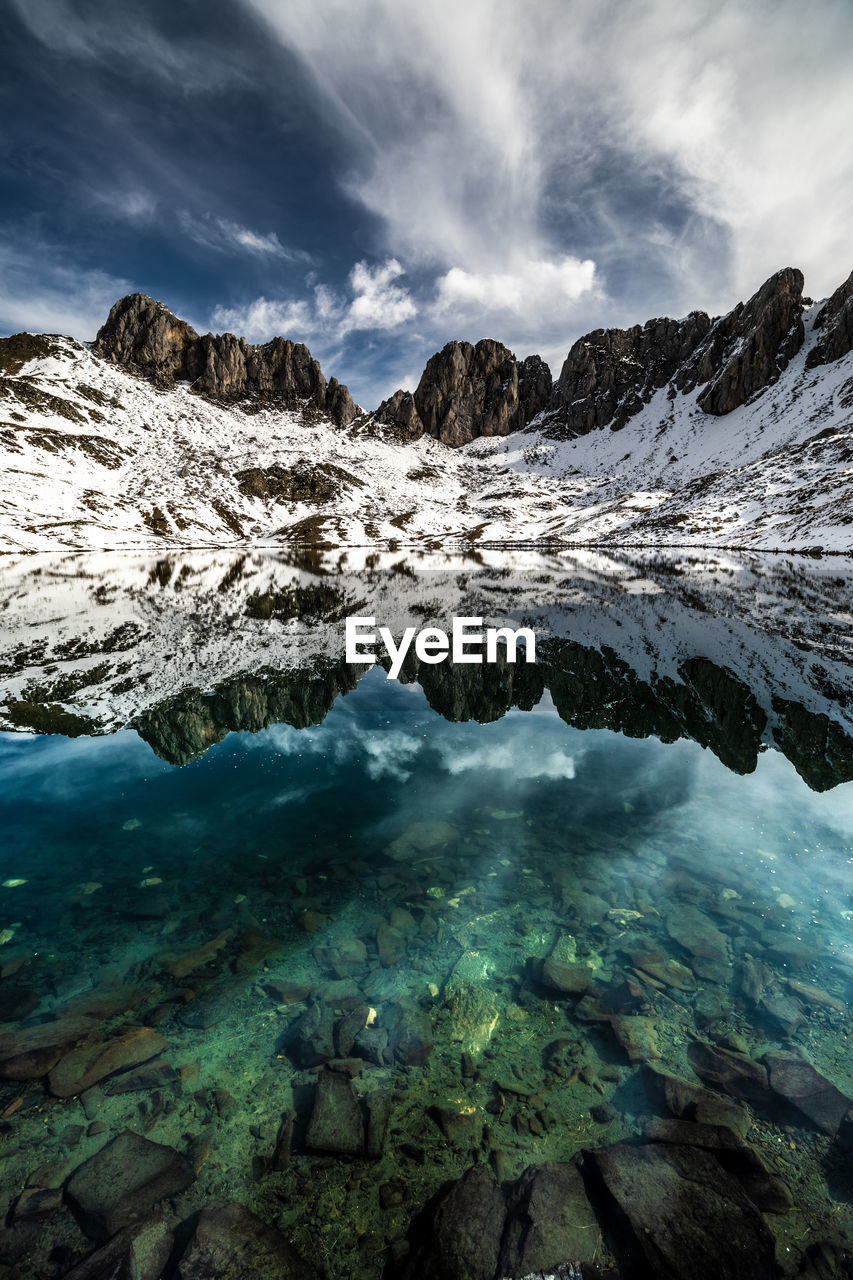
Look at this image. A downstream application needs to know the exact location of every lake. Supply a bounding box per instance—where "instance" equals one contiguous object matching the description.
[1,549,853,1279]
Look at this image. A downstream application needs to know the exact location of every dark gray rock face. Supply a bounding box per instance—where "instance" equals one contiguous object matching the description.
[65,1130,194,1241]
[95,294,357,425]
[683,266,805,415]
[176,1201,319,1280]
[415,339,527,446]
[61,1213,173,1280]
[92,294,199,382]
[376,339,553,447]
[373,265,815,449]
[498,1161,600,1277]
[305,1069,365,1156]
[762,1048,852,1135]
[807,268,853,368]
[552,312,711,435]
[551,266,804,433]
[373,388,424,440]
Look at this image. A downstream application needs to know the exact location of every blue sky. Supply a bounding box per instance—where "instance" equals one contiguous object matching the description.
[2,0,852,407]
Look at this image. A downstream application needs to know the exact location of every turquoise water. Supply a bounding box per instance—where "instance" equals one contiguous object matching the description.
[2,553,853,1277]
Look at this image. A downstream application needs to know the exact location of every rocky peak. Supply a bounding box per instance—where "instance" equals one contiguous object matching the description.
[681,266,805,414]
[552,311,712,435]
[547,266,806,437]
[806,268,853,369]
[94,294,200,382]
[95,294,357,426]
[372,388,424,441]
[375,338,552,447]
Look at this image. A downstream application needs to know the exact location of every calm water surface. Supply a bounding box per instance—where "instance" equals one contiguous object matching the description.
[2,550,853,1279]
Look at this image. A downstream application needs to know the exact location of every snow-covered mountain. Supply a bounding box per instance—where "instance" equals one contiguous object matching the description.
[1,265,852,552]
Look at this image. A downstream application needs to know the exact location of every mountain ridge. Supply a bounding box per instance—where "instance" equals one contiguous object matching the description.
[1,263,852,552]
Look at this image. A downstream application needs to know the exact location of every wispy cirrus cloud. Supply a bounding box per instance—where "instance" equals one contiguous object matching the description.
[0,235,132,339]
[241,0,853,319]
[177,211,311,263]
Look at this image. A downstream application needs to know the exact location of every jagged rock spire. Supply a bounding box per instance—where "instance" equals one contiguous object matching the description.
[95,293,357,426]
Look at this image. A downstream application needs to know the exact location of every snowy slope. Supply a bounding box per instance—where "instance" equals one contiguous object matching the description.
[1,302,852,552]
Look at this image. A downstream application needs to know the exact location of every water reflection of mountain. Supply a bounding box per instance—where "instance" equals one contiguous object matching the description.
[130,641,853,789]
[1,549,852,787]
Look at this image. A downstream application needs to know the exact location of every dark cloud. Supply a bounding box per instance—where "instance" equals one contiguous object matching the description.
[2,0,852,405]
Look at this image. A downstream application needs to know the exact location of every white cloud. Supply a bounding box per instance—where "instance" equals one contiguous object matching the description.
[178,212,308,262]
[0,238,132,340]
[432,257,599,347]
[241,0,853,322]
[211,257,416,343]
[436,737,576,781]
[344,259,417,333]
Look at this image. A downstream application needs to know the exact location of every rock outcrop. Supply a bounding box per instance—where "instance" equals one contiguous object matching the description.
[682,266,805,415]
[95,294,357,425]
[807,268,853,368]
[375,266,817,446]
[549,266,805,433]
[551,312,711,434]
[375,339,552,446]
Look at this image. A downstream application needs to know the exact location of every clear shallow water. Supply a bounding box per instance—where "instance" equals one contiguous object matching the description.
[2,553,853,1278]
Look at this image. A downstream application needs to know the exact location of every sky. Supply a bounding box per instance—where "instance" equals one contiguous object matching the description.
[1,0,852,407]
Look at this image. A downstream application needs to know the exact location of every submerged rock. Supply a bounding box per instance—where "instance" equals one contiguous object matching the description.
[498,1161,600,1277]
[61,1213,173,1280]
[647,1066,751,1138]
[176,1201,319,1279]
[763,1049,852,1135]
[609,1015,660,1063]
[0,1015,98,1081]
[686,1041,769,1102]
[443,951,500,1056]
[587,1141,775,1280]
[65,1130,194,1241]
[540,957,595,996]
[305,1069,365,1157]
[642,1120,792,1213]
[402,1163,505,1280]
[48,1027,168,1098]
[102,1057,179,1096]
[383,999,434,1065]
[287,1000,336,1067]
[665,905,729,962]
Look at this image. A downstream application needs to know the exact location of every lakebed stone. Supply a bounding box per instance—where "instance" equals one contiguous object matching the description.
[762,1049,851,1135]
[48,1027,168,1097]
[176,1201,319,1280]
[61,1213,173,1280]
[665,904,729,962]
[305,1069,365,1157]
[642,1119,793,1213]
[65,1130,194,1241]
[402,1163,505,1280]
[498,1161,600,1277]
[588,1141,776,1279]
[687,1040,769,1102]
[0,1015,98,1081]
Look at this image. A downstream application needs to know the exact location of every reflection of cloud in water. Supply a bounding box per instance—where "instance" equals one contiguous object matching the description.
[436,737,575,781]
[253,686,581,786]
[254,723,424,783]
[0,728,166,801]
